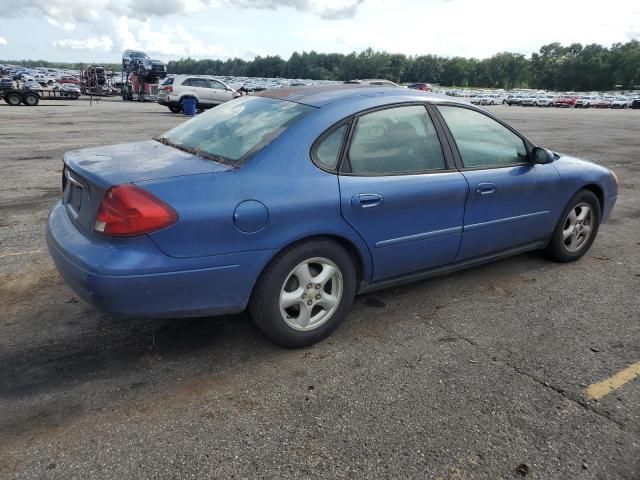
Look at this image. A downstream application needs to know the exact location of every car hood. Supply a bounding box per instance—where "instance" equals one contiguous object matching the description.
[64,140,232,188]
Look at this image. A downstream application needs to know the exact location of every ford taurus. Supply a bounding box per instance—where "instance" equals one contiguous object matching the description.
[46,86,618,347]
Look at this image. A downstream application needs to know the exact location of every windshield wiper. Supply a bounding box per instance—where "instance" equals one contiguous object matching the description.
[153,137,235,167]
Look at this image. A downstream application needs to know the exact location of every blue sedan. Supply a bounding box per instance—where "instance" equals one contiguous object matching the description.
[47,85,618,347]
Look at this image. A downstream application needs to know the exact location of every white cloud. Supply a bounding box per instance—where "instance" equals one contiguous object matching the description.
[52,16,228,58]
[0,36,7,45]
[46,17,76,32]
[54,35,114,52]
[232,0,364,19]
[113,17,228,57]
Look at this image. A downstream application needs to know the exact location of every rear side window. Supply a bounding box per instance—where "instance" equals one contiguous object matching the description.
[313,124,348,170]
[438,106,527,168]
[348,105,445,175]
[158,96,313,163]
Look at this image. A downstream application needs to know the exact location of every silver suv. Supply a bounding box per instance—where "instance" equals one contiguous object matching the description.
[157,75,239,113]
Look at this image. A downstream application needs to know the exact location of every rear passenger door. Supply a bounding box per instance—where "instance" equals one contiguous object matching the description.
[336,104,469,281]
[435,104,561,260]
[180,78,197,99]
[190,78,213,106]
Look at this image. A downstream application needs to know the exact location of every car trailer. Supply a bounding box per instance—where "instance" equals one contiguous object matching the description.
[0,87,79,106]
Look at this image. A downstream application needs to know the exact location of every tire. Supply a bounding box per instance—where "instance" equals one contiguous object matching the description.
[5,92,22,106]
[544,190,601,263]
[23,93,39,106]
[168,105,181,113]
[249,239,357,348]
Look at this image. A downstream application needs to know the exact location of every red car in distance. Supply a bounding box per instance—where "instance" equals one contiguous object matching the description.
[408,82,433,92]
[59,76,79,85]
[555,95,577,107]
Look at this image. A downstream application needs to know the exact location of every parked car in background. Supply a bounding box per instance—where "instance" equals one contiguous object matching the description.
[122,49,150,67]
[344,79,399,87]
[47,85,618,347]
[0,78,15,89]
[535,95,555,107]
[59,76,79,85]
[574,96,598,108]
[407,82,433,91]
[595,97,613,108]
[58,84,81,97]
[610,96,629,109]
[504,94,523,106]
[631,97,640,109]
[520,94,538,106]
[479,93,504,105]
[555,96,577,107]
[34,73,57,85]
[157,75,239,113]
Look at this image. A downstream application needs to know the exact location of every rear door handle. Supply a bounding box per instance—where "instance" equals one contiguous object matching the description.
[351,193,384,208]
[475,183,497,197]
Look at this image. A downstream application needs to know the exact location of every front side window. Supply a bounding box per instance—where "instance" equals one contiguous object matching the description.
[438,106,528,168]
[158,96,313,163]
[208,79,226,90]
[348,105,445,175]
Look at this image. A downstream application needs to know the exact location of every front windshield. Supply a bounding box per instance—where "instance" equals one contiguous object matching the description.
[158,96,313,163]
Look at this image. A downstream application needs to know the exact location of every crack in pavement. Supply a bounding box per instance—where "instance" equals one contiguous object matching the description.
[430,316,627,430]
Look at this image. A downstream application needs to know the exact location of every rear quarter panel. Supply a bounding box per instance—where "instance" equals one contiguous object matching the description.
[142,109,375,281]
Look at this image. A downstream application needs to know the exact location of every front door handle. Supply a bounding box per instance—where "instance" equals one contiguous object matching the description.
[475,183,497,197]
[351,193,384,208]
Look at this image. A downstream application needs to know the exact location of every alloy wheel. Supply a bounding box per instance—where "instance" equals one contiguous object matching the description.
[562,202,594,252]
[279,257,343,331]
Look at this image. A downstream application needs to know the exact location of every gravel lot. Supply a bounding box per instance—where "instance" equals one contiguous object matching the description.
[0,98,639,479]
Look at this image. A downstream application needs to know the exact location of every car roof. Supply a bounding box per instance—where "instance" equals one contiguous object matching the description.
[254,84,460,108]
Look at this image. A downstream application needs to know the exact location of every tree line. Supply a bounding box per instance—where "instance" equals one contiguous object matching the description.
[167,41,640,91]
[4,40,639,91]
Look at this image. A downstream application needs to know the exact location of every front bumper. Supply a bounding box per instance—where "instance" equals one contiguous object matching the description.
[46,201,275,318]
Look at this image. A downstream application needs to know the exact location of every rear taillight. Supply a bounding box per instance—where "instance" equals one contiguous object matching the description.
[94,184,177,237]
[164,86,173,93]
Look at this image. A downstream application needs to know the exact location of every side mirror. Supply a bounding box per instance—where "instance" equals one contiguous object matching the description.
[531,146,554,164]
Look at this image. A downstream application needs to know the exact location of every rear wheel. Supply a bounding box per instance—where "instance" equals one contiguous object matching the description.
[250,239,356,348]
[544,190,601,262]
[5,92,22,106]
[23,93,39,106]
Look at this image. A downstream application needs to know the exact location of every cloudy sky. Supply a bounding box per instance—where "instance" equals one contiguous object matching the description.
[0,0,638,62]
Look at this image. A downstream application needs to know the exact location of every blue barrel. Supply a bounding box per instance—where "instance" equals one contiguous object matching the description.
[182,97,196,116]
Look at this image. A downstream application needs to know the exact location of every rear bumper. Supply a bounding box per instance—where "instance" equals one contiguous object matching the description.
[46,201,275,318]
[157,96,176,107]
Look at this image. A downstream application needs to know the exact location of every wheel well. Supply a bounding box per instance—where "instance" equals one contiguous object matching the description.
[265,235,366,284]
[582,184,604,212]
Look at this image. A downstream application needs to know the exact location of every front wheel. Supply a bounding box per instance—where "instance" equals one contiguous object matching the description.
[544,190,601,262]
[168,105,181,113]
[250,239,356,347]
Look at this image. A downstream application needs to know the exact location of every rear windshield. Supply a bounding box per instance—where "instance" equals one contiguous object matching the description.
[157,96,313,164]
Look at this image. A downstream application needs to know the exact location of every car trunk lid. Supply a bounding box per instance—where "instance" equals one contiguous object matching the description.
[62,140,232,235]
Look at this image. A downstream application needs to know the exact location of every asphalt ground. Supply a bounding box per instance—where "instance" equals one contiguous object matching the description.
[0,98,639,479]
